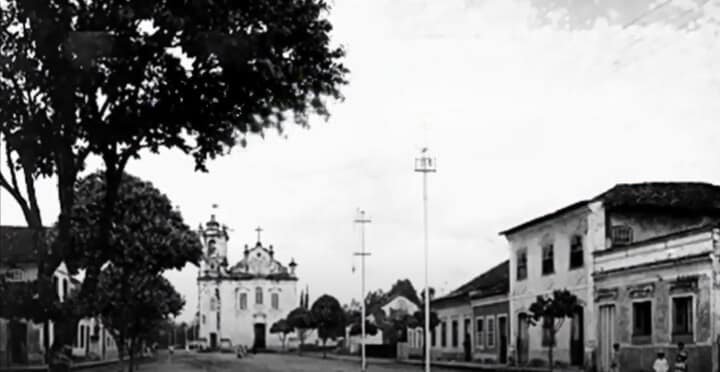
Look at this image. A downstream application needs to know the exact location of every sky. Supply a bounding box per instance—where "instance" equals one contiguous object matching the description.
[2,0,720,323]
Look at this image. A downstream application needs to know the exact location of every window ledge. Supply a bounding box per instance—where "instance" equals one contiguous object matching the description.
[671,334,694,344]
[631,335,652,345]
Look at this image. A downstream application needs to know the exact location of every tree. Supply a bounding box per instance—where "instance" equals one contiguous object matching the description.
[0,0,347,354]
[310,294,345,358]
[525,289,582,371]
[286,307,315,354]
[71,172,201,371]
[270,319,293,351]
[348,321,378,337]
[95,269,184,372]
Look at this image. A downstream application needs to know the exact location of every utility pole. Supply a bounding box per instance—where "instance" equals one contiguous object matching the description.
[354,209,371,372]
[415,147,436,372]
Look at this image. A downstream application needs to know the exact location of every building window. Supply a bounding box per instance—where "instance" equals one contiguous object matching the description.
[202,315,206,324]
[79,325,85,348]
[451,320,459,347]
[542,244,554,275]
[431,326,436,346]
[632,301,652,340]
[239,293,247,310]
[476,318,484,349]
[255,287,263,305]
[517,248,528,281]
[569,235,583,269]
[672,296,693,337]
[271,293,279,310]
[53,276,59,298]
[441,321,447,347]
[5,269,23,282]
[487,316,496,348]
[611,225,633,246]
[541,316,555,346]
[62,279,68,300]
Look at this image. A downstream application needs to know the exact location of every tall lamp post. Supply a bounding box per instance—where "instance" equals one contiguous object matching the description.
[354,209,371,372]
[415,148,436,372]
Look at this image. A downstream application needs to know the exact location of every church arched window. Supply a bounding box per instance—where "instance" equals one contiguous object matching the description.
[239,293,247,310]
[271,293,279,310]
[255,287,263,305]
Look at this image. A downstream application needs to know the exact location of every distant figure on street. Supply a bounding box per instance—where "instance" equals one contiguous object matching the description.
[653,351,669,372]
[463,333,471,362]
[169,345,174,355]
[610,343,620,372]
[674,342,688,372]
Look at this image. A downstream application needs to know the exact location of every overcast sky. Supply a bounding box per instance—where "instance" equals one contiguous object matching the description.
[2,0,720,322]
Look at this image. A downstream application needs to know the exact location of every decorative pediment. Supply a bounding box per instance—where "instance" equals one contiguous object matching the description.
[670,276,699,294]
[628,283,655,299]
[595,287,618,302]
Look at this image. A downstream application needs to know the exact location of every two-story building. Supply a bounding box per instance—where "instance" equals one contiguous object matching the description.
[501,182,720,370]
[0,225,118,367]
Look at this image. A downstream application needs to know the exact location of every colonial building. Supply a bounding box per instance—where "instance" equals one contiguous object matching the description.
[501,182,720,370]
[0,226,118,367]
[196,216,299,350]
[594,224,720,372]
[469,260,509,364]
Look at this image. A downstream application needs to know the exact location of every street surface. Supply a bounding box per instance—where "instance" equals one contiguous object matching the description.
[86,350,465,372]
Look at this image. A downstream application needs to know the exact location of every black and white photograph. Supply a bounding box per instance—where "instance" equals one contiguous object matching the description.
[1,0,720,371]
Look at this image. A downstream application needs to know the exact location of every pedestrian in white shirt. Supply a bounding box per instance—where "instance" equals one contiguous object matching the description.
[653,351,669,372]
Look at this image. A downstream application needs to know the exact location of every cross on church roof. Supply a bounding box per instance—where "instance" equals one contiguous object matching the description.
[255,226,263,243]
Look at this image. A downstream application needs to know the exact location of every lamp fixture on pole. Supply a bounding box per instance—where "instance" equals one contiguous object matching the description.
[414,147,436,372]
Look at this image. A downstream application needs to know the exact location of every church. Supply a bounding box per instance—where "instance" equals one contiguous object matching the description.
[196,214,298,350]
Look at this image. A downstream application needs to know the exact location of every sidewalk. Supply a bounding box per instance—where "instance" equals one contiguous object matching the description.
[304,352,582,372]
[0,354,155,372]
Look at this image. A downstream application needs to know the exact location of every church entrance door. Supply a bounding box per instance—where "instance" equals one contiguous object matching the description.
[209,333,217,349]
[253,323,266,350]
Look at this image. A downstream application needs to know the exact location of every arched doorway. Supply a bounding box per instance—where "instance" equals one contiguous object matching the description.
[253,323,266,350]
[570,306,584,366]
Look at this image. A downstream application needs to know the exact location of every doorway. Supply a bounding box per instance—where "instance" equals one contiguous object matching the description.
[517,314,529,365]
[570,306,584,366]
[253,323,266,350]
[598,305,616,372]
[498,316,508,364]
[9,320,28,364]
[209,333,217,349]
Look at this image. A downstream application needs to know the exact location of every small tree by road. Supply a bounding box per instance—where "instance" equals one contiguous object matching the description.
[310,295,345,358]
[525,289,582,371]
[286,307,315,354]
[270,319,293,351]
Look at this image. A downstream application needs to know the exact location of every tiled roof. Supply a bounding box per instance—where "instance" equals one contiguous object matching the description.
[433,260,509,306]
[596,182,720,211]
[0,225,51,264]
[501,182,720,236]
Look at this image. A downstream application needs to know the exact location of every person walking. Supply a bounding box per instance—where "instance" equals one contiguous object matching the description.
[674,342,688,372]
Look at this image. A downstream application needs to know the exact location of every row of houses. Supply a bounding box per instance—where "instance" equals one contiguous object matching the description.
[404,182,720,372]
[0,226,119,367]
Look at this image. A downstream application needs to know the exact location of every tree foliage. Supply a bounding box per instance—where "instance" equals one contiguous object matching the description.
[310,294,344,357]
[96,269,184,372]
[0,0,346,350]
[71,173,199,372]
[286,306,315,354]
[69,172,203,275]
[348,320,378,336]
[525,289,582,370]
[270,318,293,351]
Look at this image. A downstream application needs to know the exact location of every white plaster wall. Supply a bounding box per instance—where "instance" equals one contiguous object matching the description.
[198,278,297,349]
[432,303,472,354]
[507,203,603,365]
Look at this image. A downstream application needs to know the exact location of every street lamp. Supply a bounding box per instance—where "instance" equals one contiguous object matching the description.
[415,148,436,372]
[353,209,371,372]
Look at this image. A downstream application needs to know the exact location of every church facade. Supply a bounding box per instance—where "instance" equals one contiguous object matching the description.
[196,215,298,350]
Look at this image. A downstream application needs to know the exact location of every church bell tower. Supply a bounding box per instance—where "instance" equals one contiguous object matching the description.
[199,210,229,275]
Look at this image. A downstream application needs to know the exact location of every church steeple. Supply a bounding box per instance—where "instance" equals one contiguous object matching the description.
[199,204,229,275]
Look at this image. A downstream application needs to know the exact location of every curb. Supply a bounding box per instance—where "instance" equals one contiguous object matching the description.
[0,355,155,372]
